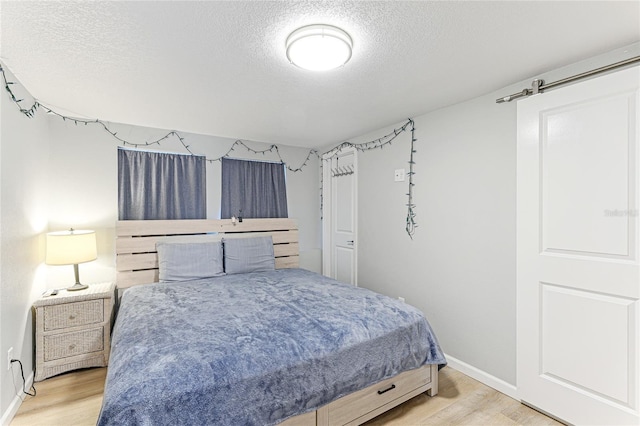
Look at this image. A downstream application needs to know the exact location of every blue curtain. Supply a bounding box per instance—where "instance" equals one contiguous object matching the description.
[221,158,288,219]
[118,148,206,220]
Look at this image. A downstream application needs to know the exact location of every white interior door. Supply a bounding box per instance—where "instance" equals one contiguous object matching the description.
[322,148,357,285]
[517,66,640,425]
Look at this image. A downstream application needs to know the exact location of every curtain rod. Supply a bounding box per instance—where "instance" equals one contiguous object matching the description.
[496,55,640,104]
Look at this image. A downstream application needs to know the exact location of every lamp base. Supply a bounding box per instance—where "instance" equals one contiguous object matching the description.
[67,282,89,291]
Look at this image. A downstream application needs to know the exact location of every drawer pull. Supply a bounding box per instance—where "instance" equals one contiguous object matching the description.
[377,384,396,395]
[69,315,76,320]
[69,344,76,350]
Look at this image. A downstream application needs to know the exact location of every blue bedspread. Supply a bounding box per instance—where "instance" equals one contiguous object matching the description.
[98,268,445,425]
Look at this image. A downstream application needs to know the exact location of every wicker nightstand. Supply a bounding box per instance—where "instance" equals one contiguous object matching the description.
[33,282,115,381]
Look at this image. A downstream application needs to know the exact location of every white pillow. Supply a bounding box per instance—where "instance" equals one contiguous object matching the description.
[156,241,225,282]
[223,236,275,275]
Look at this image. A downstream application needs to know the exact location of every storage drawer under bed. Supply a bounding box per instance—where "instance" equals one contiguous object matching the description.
[320,365,432,425]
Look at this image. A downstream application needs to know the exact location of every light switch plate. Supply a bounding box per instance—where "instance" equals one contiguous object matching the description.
[394,169,405,182]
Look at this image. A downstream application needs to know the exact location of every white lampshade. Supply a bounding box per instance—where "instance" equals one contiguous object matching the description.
[46,229,97,265]
[286,24,353,71]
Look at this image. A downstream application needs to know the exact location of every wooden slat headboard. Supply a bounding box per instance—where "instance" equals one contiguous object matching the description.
[116,218,299,289]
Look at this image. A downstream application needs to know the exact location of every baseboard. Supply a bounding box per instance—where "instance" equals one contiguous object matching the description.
[444,353,519,400]
[0,370,34,426]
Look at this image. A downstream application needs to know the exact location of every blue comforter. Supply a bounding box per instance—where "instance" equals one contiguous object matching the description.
[98,268,445,425]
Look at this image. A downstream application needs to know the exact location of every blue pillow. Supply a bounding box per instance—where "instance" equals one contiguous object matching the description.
[223,236,275,274]
[156,241,225,282]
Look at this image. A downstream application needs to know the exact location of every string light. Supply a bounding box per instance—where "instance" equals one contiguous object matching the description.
[1,64,418,238]
[406,119,417,239]
[318,119,419,237]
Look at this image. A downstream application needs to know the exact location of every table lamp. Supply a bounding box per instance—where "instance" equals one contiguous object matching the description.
[46,229,97,291]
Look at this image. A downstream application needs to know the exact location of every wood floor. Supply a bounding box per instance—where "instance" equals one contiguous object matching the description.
[11,366,560,425]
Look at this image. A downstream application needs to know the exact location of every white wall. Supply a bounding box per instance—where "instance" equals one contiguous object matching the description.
[0,66,50,423]
[353,42,639,387]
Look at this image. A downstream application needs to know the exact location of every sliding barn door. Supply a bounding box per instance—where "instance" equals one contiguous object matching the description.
[517,66,640,425]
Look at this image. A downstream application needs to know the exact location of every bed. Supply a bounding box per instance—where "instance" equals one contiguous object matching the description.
[98,218,445,425]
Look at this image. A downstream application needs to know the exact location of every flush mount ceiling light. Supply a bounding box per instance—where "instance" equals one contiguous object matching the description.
[286,24,353,71]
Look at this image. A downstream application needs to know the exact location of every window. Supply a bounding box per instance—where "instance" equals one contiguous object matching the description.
[118,148,206,220]
[221,158,288,219]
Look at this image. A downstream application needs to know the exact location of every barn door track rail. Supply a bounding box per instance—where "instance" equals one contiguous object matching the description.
[496,55,640,104]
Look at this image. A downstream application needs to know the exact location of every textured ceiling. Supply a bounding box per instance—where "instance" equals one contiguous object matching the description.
[1,1,639,148]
